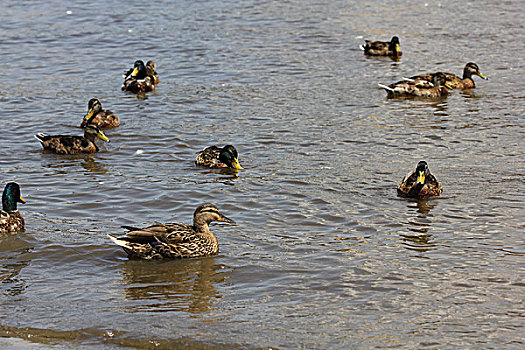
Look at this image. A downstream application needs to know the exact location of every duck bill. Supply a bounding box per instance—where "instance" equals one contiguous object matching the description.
[97,130,110,142]
[444,82,453,90]
[416,171,425,185]
[131,67,139,77]
[217,215,236,224]
[477,71,487,80]
[83,108,95,122]
[232,158,243,170]
[394,44,400,54]
[19,196,26,204]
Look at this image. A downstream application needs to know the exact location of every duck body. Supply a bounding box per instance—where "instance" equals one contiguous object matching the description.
[108,203,235,260]
[379,72,451,98]
[1,182,26,234]
[195,145,243,170]
[397,161,442,199]
[34,124,110,154]
[408,62,487,89]
[362,36,402,57]
[122,75,155,93]
[80,98,119,129]
[122,60,156,93]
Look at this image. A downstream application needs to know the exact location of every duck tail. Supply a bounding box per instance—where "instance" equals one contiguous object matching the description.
[377,83,394,92]
[359,44,365,51]
[34,133,47,143]
[108,234,131,248]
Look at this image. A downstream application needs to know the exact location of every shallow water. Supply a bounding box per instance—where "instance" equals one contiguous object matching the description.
[1,0,524,349]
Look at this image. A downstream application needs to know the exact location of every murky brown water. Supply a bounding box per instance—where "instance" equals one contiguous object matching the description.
[1,0,524,349]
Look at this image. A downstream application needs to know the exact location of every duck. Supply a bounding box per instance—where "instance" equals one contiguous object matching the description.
[406,62,487,89]
[397,161,442,198]
[80,98,119,129]
[34,123,110,154]
[108,203,236,259]
[122,60,156,93]
[378,72,452,98]
[1,182,26,234]
[361,36,402,57]
[195,145,243,170]
[146,60,160,85]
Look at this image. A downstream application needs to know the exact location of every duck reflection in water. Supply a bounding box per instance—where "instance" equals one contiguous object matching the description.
[118,257,229,314]
[80,154,108,175]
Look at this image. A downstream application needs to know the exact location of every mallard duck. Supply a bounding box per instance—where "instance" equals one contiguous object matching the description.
[80,98,119,129]
[379,72,452,98]
[108,203,236,259]
[146,60,160,85]
[361,36,402,57]
[397,161,442,198]
[195,145,243,170]
[407,62,487,89]
[122,60,156,93]
[34,124,110,154]
[1,182,26,234]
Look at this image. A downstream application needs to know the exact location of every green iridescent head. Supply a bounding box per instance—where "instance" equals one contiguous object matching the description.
[2,182,26,212]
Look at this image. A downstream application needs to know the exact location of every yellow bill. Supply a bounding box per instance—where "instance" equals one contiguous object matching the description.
[416,171,425,184]
[97,130,110,142]
[232,158,243,170]
[131,67,139,77]
[19,196,26,204]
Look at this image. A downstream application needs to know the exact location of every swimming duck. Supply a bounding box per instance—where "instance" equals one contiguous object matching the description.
[122,60,156,93]
[146,60,160,85]
[361,36,402,57]
[80,98,119,129]
[108,203,236,259]
[406,62,487,89]
[34,124,110,154]
[379,72,452,98]
[1,182,26,234]
[397,161,442,198]
[195,145,243,170]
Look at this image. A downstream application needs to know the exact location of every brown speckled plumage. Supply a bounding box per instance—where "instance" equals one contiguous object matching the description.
[121,75,155,93]
[397,161,442,199]
[108,203,236,260]
[35,124,110,154]
[379,72,451,98]
[80,98,119,129]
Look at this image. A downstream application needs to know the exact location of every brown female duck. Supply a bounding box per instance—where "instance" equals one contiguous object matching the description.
[195,145,243,170]
[397,161,442,198]
[108,203,236,260]
[35,123,110,154]
[1,182,26,234]
[80,98,119,128]
[361,36,402,57]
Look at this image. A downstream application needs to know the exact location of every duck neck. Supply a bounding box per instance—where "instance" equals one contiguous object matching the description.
[193,216,211,234]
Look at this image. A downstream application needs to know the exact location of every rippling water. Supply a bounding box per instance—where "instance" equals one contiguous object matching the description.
[1,0,524,349]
